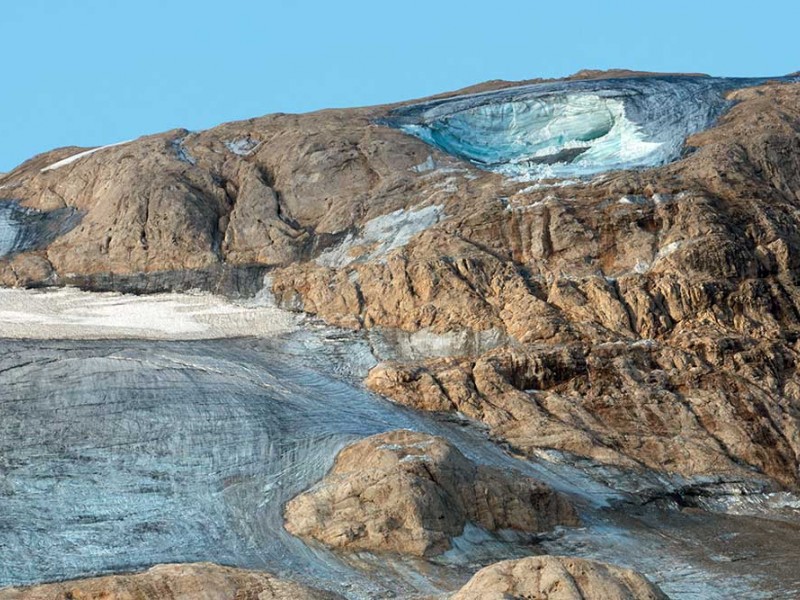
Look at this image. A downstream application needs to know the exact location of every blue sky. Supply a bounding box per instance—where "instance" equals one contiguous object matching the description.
[1,0,798,172]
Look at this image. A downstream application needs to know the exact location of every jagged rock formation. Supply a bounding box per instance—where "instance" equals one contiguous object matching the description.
[0,110,433,287]
[449,556,668,600]
[280,79,800,490]
[283,430,578,556]
[0,563,344,600]
[365,341,798,488]
[2,72,800,492]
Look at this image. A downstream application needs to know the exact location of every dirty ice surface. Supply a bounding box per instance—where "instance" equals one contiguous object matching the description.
[0,202,80,258]
[0,289,799,598]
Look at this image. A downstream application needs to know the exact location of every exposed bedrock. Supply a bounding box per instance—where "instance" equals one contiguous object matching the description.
[0,106,439,281]
[0,563,344,600]
[270,81,800,490]
[366,339,800,489]
[448,556,668,600]
[283,430,578,556]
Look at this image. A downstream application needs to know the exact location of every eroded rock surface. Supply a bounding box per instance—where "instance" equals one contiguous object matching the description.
[283,430,578,556]
[366,340,799,488]
[0,563,343,600]
[449,556,668,600]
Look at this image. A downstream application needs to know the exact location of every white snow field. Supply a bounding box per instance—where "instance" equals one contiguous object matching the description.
[0,287,298,339]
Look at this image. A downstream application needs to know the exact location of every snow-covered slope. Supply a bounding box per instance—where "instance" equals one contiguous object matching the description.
[384,75,798,180]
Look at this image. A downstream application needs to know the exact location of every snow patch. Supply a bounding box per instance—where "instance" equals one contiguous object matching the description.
[41,140,132,172]
[225,138,261,156]
[172,139,197,165]
[368,326,507,361]
[656,240,683,260]
[652,193,673,204]
[411,155,436,173]
[0,288,299,340]
[518,179,580,193]
[316,204,443,268]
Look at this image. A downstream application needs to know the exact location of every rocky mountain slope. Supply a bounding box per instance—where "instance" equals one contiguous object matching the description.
[3,71,800,491]
[2,70,800,598]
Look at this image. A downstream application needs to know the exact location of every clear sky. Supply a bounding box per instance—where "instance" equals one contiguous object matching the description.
[1,0,798,172]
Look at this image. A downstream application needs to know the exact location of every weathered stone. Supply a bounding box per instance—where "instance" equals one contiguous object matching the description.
[450,555,668,600]
[284,430,578,556]
[0,563,343,600]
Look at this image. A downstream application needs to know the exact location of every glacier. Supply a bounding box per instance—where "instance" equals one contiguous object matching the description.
[0,201,80,258]
[1,290,799,598]
[384,75,800,180]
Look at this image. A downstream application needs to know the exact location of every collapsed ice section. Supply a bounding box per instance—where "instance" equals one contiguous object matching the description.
[384,75,798,180]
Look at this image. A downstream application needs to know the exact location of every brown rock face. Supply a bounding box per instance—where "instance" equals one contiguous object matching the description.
[366,340,800,487]
[450,556,668,600]
[0,110,437,279]
[0,563,343,600]
[283,430,578,556]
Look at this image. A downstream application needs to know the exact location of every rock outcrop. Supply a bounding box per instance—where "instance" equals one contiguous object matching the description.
[283,430,578,556]
[449,556,668,600]
[365,340,799,488]
[0,563,343,600]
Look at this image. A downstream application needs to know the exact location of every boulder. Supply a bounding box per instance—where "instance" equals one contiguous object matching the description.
[284,430,578,556]
[451,555,668,600]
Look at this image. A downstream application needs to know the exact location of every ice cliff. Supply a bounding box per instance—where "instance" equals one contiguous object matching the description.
[384,75,799,180]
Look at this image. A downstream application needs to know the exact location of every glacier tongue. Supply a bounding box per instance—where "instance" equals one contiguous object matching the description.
[385,75,799,180]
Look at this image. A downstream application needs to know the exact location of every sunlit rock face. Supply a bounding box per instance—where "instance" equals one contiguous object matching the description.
[384,75,798,180]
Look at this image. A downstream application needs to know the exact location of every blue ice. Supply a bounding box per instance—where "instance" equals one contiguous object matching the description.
[384,75,800,180]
